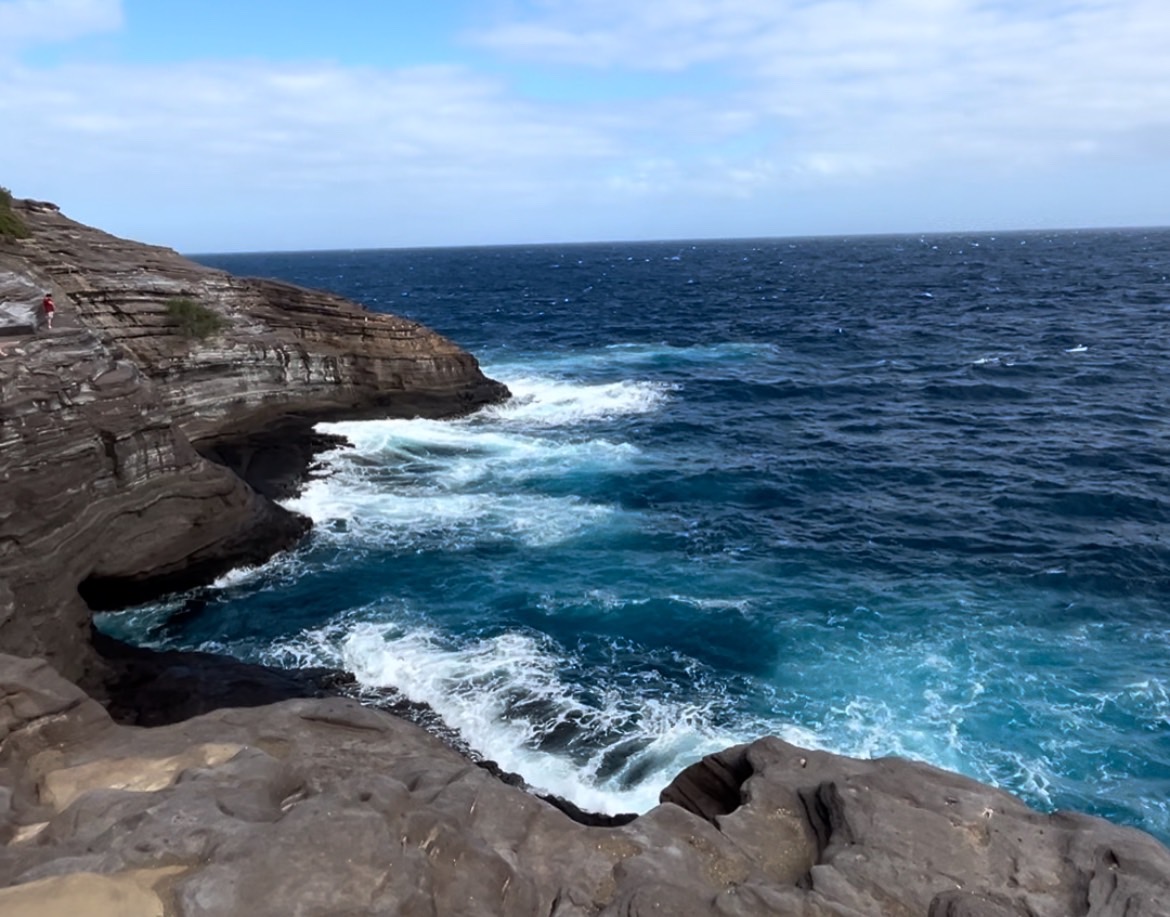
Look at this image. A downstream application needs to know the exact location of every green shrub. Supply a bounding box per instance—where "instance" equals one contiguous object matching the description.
[166,297,225,339]
[0,186,31,239]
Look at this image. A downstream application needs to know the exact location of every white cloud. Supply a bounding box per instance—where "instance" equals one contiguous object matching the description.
[471,0,1170,173]
[3,60,613,174]
[469,0,776,70]
[0,57,636,247]
[0,0,122,49]
[2,0,1168,248]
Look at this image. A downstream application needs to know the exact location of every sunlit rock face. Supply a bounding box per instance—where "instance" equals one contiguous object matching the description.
[6,199,508,436]
[0,199,508,683]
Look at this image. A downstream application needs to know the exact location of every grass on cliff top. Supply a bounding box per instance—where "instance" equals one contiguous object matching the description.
[0,187,31,240]
[167,297,226,339]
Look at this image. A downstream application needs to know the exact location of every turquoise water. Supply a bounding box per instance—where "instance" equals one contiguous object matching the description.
[101,231,1170,837]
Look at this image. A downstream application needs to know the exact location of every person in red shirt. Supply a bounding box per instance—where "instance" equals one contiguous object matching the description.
[41,292,55,330]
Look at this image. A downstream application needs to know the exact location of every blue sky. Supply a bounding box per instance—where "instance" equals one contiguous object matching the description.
[2,0,1168,252]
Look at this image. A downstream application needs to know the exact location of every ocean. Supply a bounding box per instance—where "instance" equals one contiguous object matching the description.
[98,229,1170,840]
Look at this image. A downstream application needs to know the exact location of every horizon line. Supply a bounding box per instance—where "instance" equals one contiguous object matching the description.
[184,222,1170,258]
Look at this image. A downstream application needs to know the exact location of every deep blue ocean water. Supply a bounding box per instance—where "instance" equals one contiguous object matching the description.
[101,230,1170,838]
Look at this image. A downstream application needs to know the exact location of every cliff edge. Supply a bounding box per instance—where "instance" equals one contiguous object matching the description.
[0,197,508,685]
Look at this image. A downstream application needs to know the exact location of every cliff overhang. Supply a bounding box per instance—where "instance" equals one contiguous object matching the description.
[0,197,509,686]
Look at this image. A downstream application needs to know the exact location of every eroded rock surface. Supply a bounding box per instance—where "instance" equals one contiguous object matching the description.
[2,655,1167,917]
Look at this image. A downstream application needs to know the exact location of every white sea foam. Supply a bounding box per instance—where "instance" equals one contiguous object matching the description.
[668,594,755,613]
[972,352,1021,367]
[999,752,1056,808]
[288,476,615,550]
[264,614,754,815]
[211,564,264,589]
[483,342,778,383]
[480,375,672,426]
[92,603,181,647]
[285,396,646,549]
[317,418,637,482]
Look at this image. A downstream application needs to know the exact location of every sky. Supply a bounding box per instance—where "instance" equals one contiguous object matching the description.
[2,0,1168,252]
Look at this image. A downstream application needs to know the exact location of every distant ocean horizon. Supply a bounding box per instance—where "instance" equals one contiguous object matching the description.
[101,228,1170,841]
[184,221,1170,259]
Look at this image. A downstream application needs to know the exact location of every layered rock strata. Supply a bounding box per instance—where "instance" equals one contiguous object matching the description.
[0,199,508,685]
[0,325,308,684]
[2,654,1168,917]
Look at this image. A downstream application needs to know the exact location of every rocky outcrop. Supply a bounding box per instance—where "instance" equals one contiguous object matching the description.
[5,200,506,436]
[2,654,1168,917]
[0,198,508,685]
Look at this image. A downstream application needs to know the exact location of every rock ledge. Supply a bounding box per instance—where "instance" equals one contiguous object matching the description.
[2,654,1168,916]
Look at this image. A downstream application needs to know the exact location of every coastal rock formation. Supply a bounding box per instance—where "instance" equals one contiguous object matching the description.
[4,200,506,437]
[0,198,508,685]
[0,324,308,687]
[2,654,1168,917]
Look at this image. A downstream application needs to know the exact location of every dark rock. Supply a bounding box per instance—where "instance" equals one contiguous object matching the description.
[77,497,311,612]
[197,416,350,501]
[659,741,754,823]
[537,792,639,828]
[89,631,351,727]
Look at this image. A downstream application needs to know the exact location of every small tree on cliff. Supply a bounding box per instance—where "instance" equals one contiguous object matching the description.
[0,187,31,240]
[166,297,226,339]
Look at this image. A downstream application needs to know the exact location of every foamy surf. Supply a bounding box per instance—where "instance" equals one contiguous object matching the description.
[480,375,673,426]
[549,341,781,370]
[283,432,641,552]
[288,475,616,550]
[257,612,756,814]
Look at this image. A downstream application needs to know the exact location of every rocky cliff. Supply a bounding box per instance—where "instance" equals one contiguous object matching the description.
[0,198,508,685]
[1,201,1168,916]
